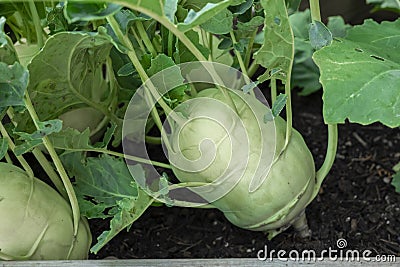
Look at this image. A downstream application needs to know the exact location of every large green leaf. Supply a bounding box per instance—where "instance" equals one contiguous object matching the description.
[254,0,294,83]
[313,19,400,128]
[0,62,28,109]
[0,16,18,65]
[367,0,400,12]
[26,29,116,121]
[61,153,153,253]
[64,2,122,23]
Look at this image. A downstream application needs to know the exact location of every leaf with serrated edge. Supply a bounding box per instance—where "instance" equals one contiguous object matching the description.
[0,62,29,109]
[61,152,154,254]
[254,0,294,83]
[313,19,400,127]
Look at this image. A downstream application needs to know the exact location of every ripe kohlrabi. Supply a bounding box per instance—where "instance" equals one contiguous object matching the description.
[0,162,91,260]
[168,88,315,238]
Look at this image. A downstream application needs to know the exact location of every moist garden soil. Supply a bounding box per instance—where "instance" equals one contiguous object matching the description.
[89,89,400,259]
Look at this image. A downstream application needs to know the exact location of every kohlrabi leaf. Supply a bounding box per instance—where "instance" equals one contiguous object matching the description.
[392,172,400,193]
[254,0,294,83]
[285,0,301,15]
[0,138,8,160]
[264,93,287,122]
[177,1,233,32]
[114,9,150,35]
[229,0,253,15]
[309,21,333,50]
[64,2,122,23]
[147,54,187,105]
[0,17,18,65]
[200,8,233,34]
[45,6,70,35]
[236,16,264,37]
[174,30,209,62]
[313,19,400,128]
[327,16,350,38]
[0,62,28,109]
[47,128,93,151]
[26,30,116,121]
[367,0,400,12]
[14,119,63,155]
[164,0,178,22]
[61,152,153,253]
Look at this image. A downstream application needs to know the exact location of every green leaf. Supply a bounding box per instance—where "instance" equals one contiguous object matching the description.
[229,0,253,15]
[64,2,122,23]
[313,19,400,128]
[236,16,264,37]
[13,119,62,155]
[0,62,28,109]
[285,0,302,15]
[164,0,178,22]
[61,153,153,253]
[45,6,69,34]
[0,138,8,160]
[254,0,294,83]
[177,1,233,32]
[114,9,150,35]
[200,8,233,34]
[174,30,209,62]
[392,172,400,193]
[117,62,136,76]
[0,16,19,65]
[309,21,333,50]
[367,0,400,12]
[147,54,187,104]
[327,16,350,38]
[264,94,287,122]
[25,30,115,122]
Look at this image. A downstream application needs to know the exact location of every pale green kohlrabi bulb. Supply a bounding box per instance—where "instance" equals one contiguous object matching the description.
[168,88,315,238]
[0,163,92,260]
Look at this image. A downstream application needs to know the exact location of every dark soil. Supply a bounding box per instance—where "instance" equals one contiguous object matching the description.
[89,90,400,259]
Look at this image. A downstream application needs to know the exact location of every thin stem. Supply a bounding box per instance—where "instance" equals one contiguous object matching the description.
[6,109,67,198]
[145,135,162,145]
[0,122,34,178]
[24,95,80,236]
[130,26,147,53]
[311,124,338,201]
[271,78,277,103]
[244,29,257,69]
[208,32,213,61]
[283,81,293,148]
[247,61,259,78]
[136,22,157,57]
[4,152,12,164]
[28,0,44,48]
[168,28,174,57]
[107,15,176,151]
[230,31,248,77]
[309,0,322,22]
[32,148,69,199]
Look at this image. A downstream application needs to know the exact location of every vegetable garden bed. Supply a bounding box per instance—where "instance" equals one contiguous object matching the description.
[0,0,399,263]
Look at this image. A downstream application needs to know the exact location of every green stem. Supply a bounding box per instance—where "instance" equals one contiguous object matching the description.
[32,148,69,199]
[130,26,147,53]
[230,31,248,77]
[136,22,157,57]
[307,0,339,200]
[145,135,162,145]
[4,151,12,164]
[309,0,322,22]
[271,78,277,103]
[107,15,177,151]
[168,28,174,57]
[244,29,257,69]
[311,124,338,201]
[0,122,34,178]
[247,61,259,78]
[208,32,213,61]
[24,95,80,236]
[28,0,44,48]
[6,108,68,199]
